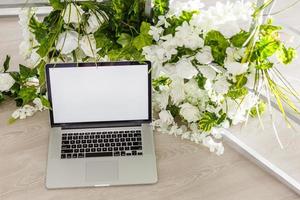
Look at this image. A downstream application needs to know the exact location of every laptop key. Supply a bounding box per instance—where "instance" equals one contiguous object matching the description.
[131,146,142,150]
[72,154,78,158]
[114,152,120,156]
[121,151,126,156]
[61,154,66,159]
[67,154,72,159]
[78,153,84,158]
[86,152,112,157]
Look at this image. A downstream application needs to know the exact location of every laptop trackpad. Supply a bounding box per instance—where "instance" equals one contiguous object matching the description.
[86,161,119,182]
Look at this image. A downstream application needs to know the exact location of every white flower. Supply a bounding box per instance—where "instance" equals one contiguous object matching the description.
[225,61,248,75]
[56,31,79,55]
[25,77,39,87]
[179,103,200,123]
[149,26,164,41]
[198,65,216,80]
[175,22,204,50]
[217,22,240,38]
[175,58,198,79]
[153,90,169,110]
[63,3,84,24]
[86,11,107,33]
[159,110,174,125]
[156,16,170,28]
[184,79,208,104]
[80,34,98,58]
[12,105,37,120]
[213,75,230,95]
[168,0,204,17]
[170,76,185,105]
[33,98,44,111]
[196,46,213,64]
[202,136,224,155]
[0,73,15,92]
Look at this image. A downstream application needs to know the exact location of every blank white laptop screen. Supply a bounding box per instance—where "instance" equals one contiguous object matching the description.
[48,65,149,124]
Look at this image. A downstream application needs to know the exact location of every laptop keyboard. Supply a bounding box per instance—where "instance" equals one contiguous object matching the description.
[60,130,143,159]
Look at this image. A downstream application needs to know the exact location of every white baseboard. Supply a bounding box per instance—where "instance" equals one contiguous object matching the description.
[0,6,52,16]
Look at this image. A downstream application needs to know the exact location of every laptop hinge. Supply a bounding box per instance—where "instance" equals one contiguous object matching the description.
[60,121,146,130]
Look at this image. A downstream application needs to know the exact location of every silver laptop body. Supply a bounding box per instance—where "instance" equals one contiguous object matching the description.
[45,61,157,189]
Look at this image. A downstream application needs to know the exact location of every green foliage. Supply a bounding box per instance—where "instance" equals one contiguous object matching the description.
[196,74,207,90]
[230,31,250,48]
[250,101,266,117]
[19,65,37,82]
[117,33,132,47]
[167,105,180,118]
[199,112,226,132]
[132,22,153,50]
[255,60,273,70]
[3,55,10,72]
[277,45,297,65]
[227,74,248,99]
[205,30,230,65]
[227,87,248,99]
[40,96,51,109]
[153,0,169,19]
[17,87,37,105]
[164,11,198,35]
[49,0,64,10]
[153,76,172,91]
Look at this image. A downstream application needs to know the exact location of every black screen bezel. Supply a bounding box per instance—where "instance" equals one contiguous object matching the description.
[45,61,152,128]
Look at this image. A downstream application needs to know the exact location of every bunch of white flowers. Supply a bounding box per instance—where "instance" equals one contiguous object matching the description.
[144,1,259,155]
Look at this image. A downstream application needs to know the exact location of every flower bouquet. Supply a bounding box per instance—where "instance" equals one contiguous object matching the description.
[0,0,298,155]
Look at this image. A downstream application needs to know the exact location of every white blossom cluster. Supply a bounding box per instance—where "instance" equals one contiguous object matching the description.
[12,97,47,120]
[18,3,108,64]
[56,3,107,60]
[19,8,41,68]
[144,0,258,155]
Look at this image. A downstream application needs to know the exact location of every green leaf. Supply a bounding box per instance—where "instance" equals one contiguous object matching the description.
[19,65,37,80]
[49,0,64,10]
[235,74,248,88]
[227,87,248,99]
[117,33,132,47]
[17,87,37,105]
[3,55,10,72]
[140,22,151,35]
[205,30,230,65]
[250,100,266,117]
[132,22,153,50]
[94,30,114,50]
[40,96,51,109]
[277,45,297,65]
[132,34,153,50]
[198,112,218,132]
[37,60,46,86]
[196,74,207,89]
[230,31,250,48]
[252,36,280,61]
[167,105,179,118]
[255,60,273,70]
[29,16,48,43]
[153,0,169,18]
[8,117,17,124]
[153,76,171,91]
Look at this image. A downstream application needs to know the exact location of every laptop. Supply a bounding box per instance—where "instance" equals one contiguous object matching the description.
[45,61,157,189]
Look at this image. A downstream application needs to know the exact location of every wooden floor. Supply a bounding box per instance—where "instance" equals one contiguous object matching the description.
[1,2,300,199]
